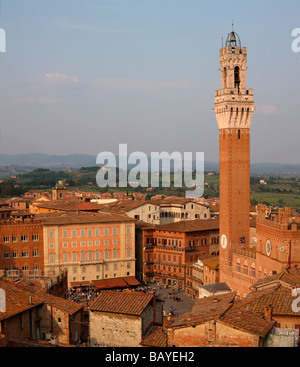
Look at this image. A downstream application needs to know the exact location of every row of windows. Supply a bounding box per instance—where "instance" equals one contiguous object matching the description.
[49,225,132,239]
[49,248,132,263]
[147,237,219,247]
[152,253,182,264]
[153,264,183,274]
[5,265,40,272]
[72,271,132,282]
[48,238,131,249]
[2,234,39,243]
[71,262,131,274]
[236,264,275,278]
[4,249,39,258]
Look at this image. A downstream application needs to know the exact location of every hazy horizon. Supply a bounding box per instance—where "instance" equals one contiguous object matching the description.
[0,1,299,164]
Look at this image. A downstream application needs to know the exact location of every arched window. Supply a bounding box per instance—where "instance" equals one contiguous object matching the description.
[234,66,240,89]
[223,67,227,88]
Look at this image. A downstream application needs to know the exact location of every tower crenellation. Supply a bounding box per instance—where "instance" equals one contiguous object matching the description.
[214,31,256,130]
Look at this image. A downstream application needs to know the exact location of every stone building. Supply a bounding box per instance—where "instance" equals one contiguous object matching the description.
[0,218,44,275]
[166,292,275,347]
[0,277,84,346]
[97,197,210,225]
[89,291,164,347]
[40,212,136,287]
[141,219,219,289]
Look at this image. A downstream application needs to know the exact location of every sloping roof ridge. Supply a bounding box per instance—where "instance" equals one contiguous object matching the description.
[234,286,281,310]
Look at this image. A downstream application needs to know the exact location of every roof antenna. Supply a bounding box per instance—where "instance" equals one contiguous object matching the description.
[232,19,234,32]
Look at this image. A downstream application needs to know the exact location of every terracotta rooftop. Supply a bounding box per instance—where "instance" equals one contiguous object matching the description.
[201,256,219,270]
[0,279,44,321]
[219,306,275,338]
[11,278,84,316]
[141,325,167,347]
[251,268,300,291]
[154,218,219,233]
[236,284,300,317]
[36,211,135,225]
[89,291,155,316]
[169,292,275,338]
[33,199,103,212]
[170,293,236,328]
[91,276,140,290]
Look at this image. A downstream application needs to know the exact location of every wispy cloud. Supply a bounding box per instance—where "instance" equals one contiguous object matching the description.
[42,72,79,86]
[257,105,279,116]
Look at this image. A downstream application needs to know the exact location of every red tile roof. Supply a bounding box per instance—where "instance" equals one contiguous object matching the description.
[91,277,140,290]
[141,325,167,347]
[155,218,219,233]
[0,279,44,321]
[11,278,84,315]
[169,292,274,338]
[38,212,135,225]
[89,291,154,316]
[236,285,300,317]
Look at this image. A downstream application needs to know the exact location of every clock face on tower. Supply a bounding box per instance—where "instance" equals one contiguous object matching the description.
[266,239,272,257]
[221,234,228,250]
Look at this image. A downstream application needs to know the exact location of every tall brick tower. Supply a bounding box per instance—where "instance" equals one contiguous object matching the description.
[213,30,256,288]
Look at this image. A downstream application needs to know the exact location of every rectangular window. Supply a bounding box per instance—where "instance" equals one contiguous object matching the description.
[104,239,109,246]
[80,229,86,237]
[95,228,100,236]
[49,230,54,239]
[32,234,39,241]
[49,254,55,263]
[63,253,68,263]
[72,242,77,248]
[113,227,118,235]
[88,229,93,237]
[4,251,10,258]
[95,240,100,246]
[88,241,93,247]
[13,251,18,258]
[3,236,9,243]
[126,226,131,234]
[21,235,28,242]
[49,243,54,249]
[113,239,118,245]
[33,249,39,257]
[22,250,29,258]
[80,241,86,247]
[63,242,68,248]
[62,230,68,238]
[72,253,77,262]
[104,227,109,236]
[72,230,77,238]
[12,235,18,243]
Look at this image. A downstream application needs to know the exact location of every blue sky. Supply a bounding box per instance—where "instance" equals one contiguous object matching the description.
[0,0,299,164]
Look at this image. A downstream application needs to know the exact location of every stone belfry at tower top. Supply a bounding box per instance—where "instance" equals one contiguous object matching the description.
[214,31,256,130]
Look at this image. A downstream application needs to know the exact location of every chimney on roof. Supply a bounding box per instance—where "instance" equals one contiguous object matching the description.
[264,305,273,321]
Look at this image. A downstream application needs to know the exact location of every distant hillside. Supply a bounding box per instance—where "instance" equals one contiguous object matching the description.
[0,153,299,177]
[0,153,97,169]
